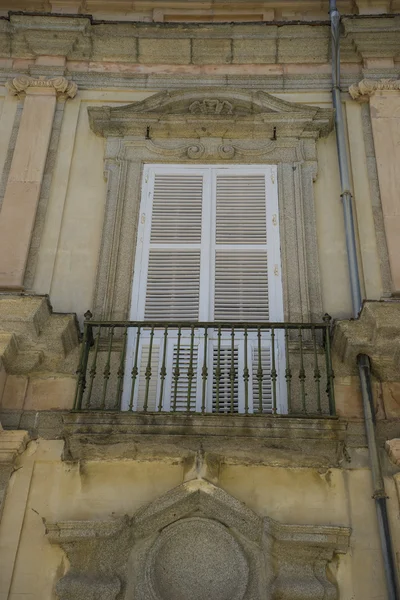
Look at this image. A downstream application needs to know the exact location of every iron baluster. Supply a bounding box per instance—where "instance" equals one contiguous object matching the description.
[85,325,101,409]
[143,326,155,412]
[298,327,306,414]
[101,326,114,410]
[129,326,141,412]
[172,326,182,411]
[115,326,128,410]
[158,326,168,412]
[201,326,208,414]
[187,325,195,412]
[243,326,249,415]
[271,327,277,415]
[257,327,263,413]
[312,326,322,414]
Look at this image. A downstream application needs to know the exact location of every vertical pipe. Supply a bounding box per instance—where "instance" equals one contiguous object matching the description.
[358,355,399,600]
[329,6,399,596]
[329,0,362,318]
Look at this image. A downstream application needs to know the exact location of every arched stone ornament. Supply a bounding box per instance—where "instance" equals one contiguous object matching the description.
[46,479,350,600]
[88,88,334,322]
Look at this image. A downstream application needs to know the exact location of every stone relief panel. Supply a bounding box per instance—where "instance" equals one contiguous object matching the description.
[47,479,350,600]
[88,88,334,323]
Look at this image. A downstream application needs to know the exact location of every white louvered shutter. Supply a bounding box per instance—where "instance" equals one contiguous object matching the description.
[125,165,284,414]
[213,174,269,322]
[144,172,204,320]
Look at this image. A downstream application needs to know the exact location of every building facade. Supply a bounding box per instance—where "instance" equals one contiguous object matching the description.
[0,1,400,599]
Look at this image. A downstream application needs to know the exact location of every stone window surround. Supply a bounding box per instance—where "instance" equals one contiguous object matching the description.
[88,88,334,323]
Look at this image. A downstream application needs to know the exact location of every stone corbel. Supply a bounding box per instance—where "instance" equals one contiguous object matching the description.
[6,76,78,100]
[349,78,400,102]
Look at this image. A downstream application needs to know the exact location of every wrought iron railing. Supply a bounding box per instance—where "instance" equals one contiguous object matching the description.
[74,316,335,416]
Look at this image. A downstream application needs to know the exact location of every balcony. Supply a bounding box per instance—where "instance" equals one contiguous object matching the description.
[74,318,335,418]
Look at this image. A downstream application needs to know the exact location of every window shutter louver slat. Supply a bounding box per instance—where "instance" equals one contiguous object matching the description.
[151,175,203,243]
[214,174,269,322]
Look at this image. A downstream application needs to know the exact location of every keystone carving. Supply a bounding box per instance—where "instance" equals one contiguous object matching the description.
[47,479,350,600]
[6,76,78,99]
[349,78,400,101]
[189,99,233,115]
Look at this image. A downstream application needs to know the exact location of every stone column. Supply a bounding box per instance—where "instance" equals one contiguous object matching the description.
[350,79,400,294]
[0,76,77,290]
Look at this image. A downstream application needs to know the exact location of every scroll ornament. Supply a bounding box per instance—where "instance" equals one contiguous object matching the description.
[349,78,400,101]
[6,76,78,98]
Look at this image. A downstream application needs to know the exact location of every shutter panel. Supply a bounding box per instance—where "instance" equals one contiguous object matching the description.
[144,172,204,321]
[214,173,269,322]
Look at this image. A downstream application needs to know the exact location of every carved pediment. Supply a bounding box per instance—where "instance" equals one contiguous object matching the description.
[88,88,334,140]
[47,479,350,600]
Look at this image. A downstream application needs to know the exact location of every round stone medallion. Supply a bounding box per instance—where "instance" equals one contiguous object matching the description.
[146,517,249,600]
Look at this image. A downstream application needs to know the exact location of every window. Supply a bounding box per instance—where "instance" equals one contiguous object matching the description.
[123,165,285,413]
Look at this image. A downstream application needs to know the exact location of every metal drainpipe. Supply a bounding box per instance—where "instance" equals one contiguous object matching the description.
[329,2,400,598]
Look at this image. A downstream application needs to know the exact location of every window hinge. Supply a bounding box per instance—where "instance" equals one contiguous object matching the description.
[272,214,277,226]
[274,265,279,276]
[141,213,146,224]
[271,172,275,184]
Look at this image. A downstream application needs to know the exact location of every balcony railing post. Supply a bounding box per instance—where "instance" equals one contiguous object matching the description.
[323,314,336,416]
[73,318,334,417]
[73,310,93,410]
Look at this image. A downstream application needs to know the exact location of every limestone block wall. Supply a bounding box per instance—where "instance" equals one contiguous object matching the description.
[0,438,398,600]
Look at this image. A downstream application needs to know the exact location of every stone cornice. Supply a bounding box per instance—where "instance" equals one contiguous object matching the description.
[6,75,78,98]
[0,14,399,65]
[349,78,400,101]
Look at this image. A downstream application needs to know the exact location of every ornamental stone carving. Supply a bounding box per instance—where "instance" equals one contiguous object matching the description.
[6,76,78,99]
[349,78,400,101]
[88,87,333,140]
[189,99,234,115]
[89,88,331,323]
[47,479,350,600]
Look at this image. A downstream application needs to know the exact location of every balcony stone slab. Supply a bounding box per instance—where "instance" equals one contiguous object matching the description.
[62,411,347,468]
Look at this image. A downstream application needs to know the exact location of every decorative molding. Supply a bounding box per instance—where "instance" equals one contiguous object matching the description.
[1,13,400,66]
[6,76,78,99]
[0,428,30,517]
[47,479,350,600]
[349,78,400,101]
[89,89,327,324]
[88,88,334,140]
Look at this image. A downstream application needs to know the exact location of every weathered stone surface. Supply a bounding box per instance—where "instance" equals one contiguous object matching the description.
[89,89,329,325]
[192,38,232,64]
[62,411,347,467]
[333,300,400,379]
[46,478,350,600]
[0,294,80,376]
[138,38,191,64]
[148,518,249,600]
[0,427,29,517]
[385,438,400,466]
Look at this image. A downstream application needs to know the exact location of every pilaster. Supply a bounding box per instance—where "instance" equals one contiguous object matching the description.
[0,76,77,290]
[350,79,400,294]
